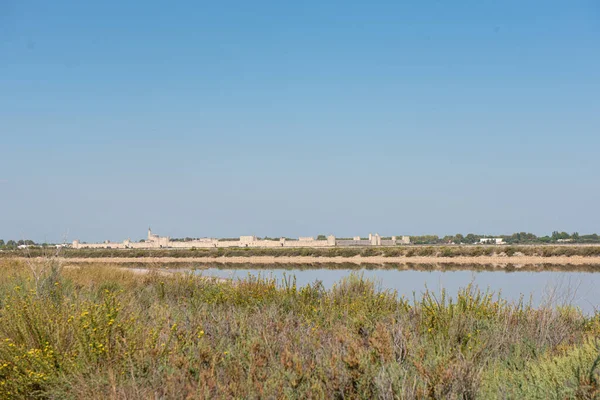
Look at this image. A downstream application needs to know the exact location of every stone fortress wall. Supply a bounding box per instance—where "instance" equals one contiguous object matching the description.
[72,229,410,250]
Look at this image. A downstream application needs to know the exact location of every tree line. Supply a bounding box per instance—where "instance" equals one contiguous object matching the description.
[0,239,37,249]
[409,231,600,245]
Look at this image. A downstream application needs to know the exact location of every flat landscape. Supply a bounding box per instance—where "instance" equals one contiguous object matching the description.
[1,258,599,399]
[4,0,599,397]
[8,245,600,268]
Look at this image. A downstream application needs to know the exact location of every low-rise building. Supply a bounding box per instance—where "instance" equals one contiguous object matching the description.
[479,238,505,245]
[72,229,410,249]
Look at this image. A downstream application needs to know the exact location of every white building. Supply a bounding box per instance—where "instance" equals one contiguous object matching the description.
[479,238,505,245]
[72,229,410,249]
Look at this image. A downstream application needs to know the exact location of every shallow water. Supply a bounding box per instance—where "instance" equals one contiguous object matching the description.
[189,267,600,313]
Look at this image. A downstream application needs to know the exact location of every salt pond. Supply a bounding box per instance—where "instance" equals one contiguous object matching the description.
[189,267,600,313]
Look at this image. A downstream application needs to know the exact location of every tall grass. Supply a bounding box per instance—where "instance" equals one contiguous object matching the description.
[0,259,598,399]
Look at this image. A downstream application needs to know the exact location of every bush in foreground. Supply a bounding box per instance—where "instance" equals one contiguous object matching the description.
[0,260,598,399]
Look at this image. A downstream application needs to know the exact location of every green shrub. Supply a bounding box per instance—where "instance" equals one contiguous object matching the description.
[1,260,599,398]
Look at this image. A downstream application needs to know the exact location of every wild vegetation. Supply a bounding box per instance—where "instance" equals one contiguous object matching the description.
[4,245,600,260]
[411,231,600,245]
[0,259,599,399]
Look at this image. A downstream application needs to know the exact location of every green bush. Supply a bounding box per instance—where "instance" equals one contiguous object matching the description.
[0,260,599,398]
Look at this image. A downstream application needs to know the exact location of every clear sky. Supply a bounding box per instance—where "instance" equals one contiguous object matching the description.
[1,0,599,243]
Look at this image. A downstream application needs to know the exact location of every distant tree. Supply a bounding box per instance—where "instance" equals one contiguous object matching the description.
[572,232,580,241]
[0,240,4,248]
[454,234,464,244]
[551,231,570,241]
[580,234,599,242]
[580,234,600,243]
[539,236,551,243]
[464,234,479,244]
[507,232,537,244]
[515,232,539,243]
[317,235,327,240]
[6,240,16,249]
[583,233,599,240]
[411,235,440,245]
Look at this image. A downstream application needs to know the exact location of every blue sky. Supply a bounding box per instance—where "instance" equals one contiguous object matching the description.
[1,0,599,242]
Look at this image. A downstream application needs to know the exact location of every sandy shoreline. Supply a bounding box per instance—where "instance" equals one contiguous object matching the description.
[21,255,600,266]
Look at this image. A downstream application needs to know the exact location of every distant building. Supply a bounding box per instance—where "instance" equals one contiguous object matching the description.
[479,238,505,245]
[72,229,410,249]
[399,236,411,245]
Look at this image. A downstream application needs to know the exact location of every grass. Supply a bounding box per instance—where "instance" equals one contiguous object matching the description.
[0,259,599,399]
[4,245,600,259]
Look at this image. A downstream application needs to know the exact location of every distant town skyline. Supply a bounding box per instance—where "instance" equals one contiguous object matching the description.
[1,1,599,243]
[1,228,596,246]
